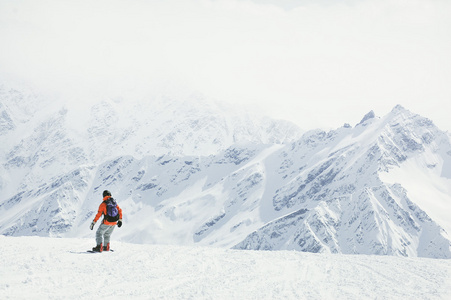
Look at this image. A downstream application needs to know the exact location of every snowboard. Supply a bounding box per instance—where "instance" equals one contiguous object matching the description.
[87,249,114,253]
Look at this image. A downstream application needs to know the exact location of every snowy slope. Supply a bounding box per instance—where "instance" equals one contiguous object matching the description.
[1,236,450,300]
[234,106,451,258]
[0,85,301,198]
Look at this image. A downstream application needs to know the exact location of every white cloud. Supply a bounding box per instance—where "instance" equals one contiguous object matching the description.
[1,0,450,130]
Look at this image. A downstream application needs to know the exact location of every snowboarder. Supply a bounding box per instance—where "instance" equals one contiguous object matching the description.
[90,190,123,252]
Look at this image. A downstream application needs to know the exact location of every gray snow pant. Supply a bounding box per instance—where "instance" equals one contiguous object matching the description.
[96,223,115,246]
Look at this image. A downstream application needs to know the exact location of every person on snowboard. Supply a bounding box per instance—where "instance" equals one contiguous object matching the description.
[90,190,123,252]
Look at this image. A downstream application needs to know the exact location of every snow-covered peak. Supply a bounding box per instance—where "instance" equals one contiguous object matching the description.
[391,104,408,114]
[356,110,376,126]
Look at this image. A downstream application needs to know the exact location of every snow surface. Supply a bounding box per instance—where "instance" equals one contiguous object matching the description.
[1,236,450,300]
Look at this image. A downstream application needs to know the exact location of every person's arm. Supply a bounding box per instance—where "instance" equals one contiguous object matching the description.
[117,205,123,227]
[90,203,105,229]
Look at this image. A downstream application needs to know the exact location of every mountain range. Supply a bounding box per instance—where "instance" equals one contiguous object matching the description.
[1,84,450,258]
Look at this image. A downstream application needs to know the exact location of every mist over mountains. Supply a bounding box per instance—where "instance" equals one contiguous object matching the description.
[1,85,450,258]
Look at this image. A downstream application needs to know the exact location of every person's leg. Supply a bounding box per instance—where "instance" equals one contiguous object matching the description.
[103,225,115,246]
[96,223,110,245]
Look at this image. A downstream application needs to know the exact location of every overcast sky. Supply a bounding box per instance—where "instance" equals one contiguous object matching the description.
[1,0,450,130]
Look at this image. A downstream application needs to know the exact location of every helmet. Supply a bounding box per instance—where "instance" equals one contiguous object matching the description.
[103,190,112,197]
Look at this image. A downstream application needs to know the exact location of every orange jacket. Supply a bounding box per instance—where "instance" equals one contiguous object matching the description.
[94,196,123,226]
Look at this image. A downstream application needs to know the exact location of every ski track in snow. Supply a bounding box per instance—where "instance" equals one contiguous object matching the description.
[1,236,450,299]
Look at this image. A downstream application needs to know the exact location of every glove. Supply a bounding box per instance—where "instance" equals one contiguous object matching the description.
[117,219,122,228]
[90,221,96,230]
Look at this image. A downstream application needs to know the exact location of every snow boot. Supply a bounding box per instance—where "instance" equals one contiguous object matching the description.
[92,243,103,252]
[103,243,110,251]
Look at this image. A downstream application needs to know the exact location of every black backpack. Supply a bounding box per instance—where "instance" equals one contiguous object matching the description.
[105,198,119,222]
